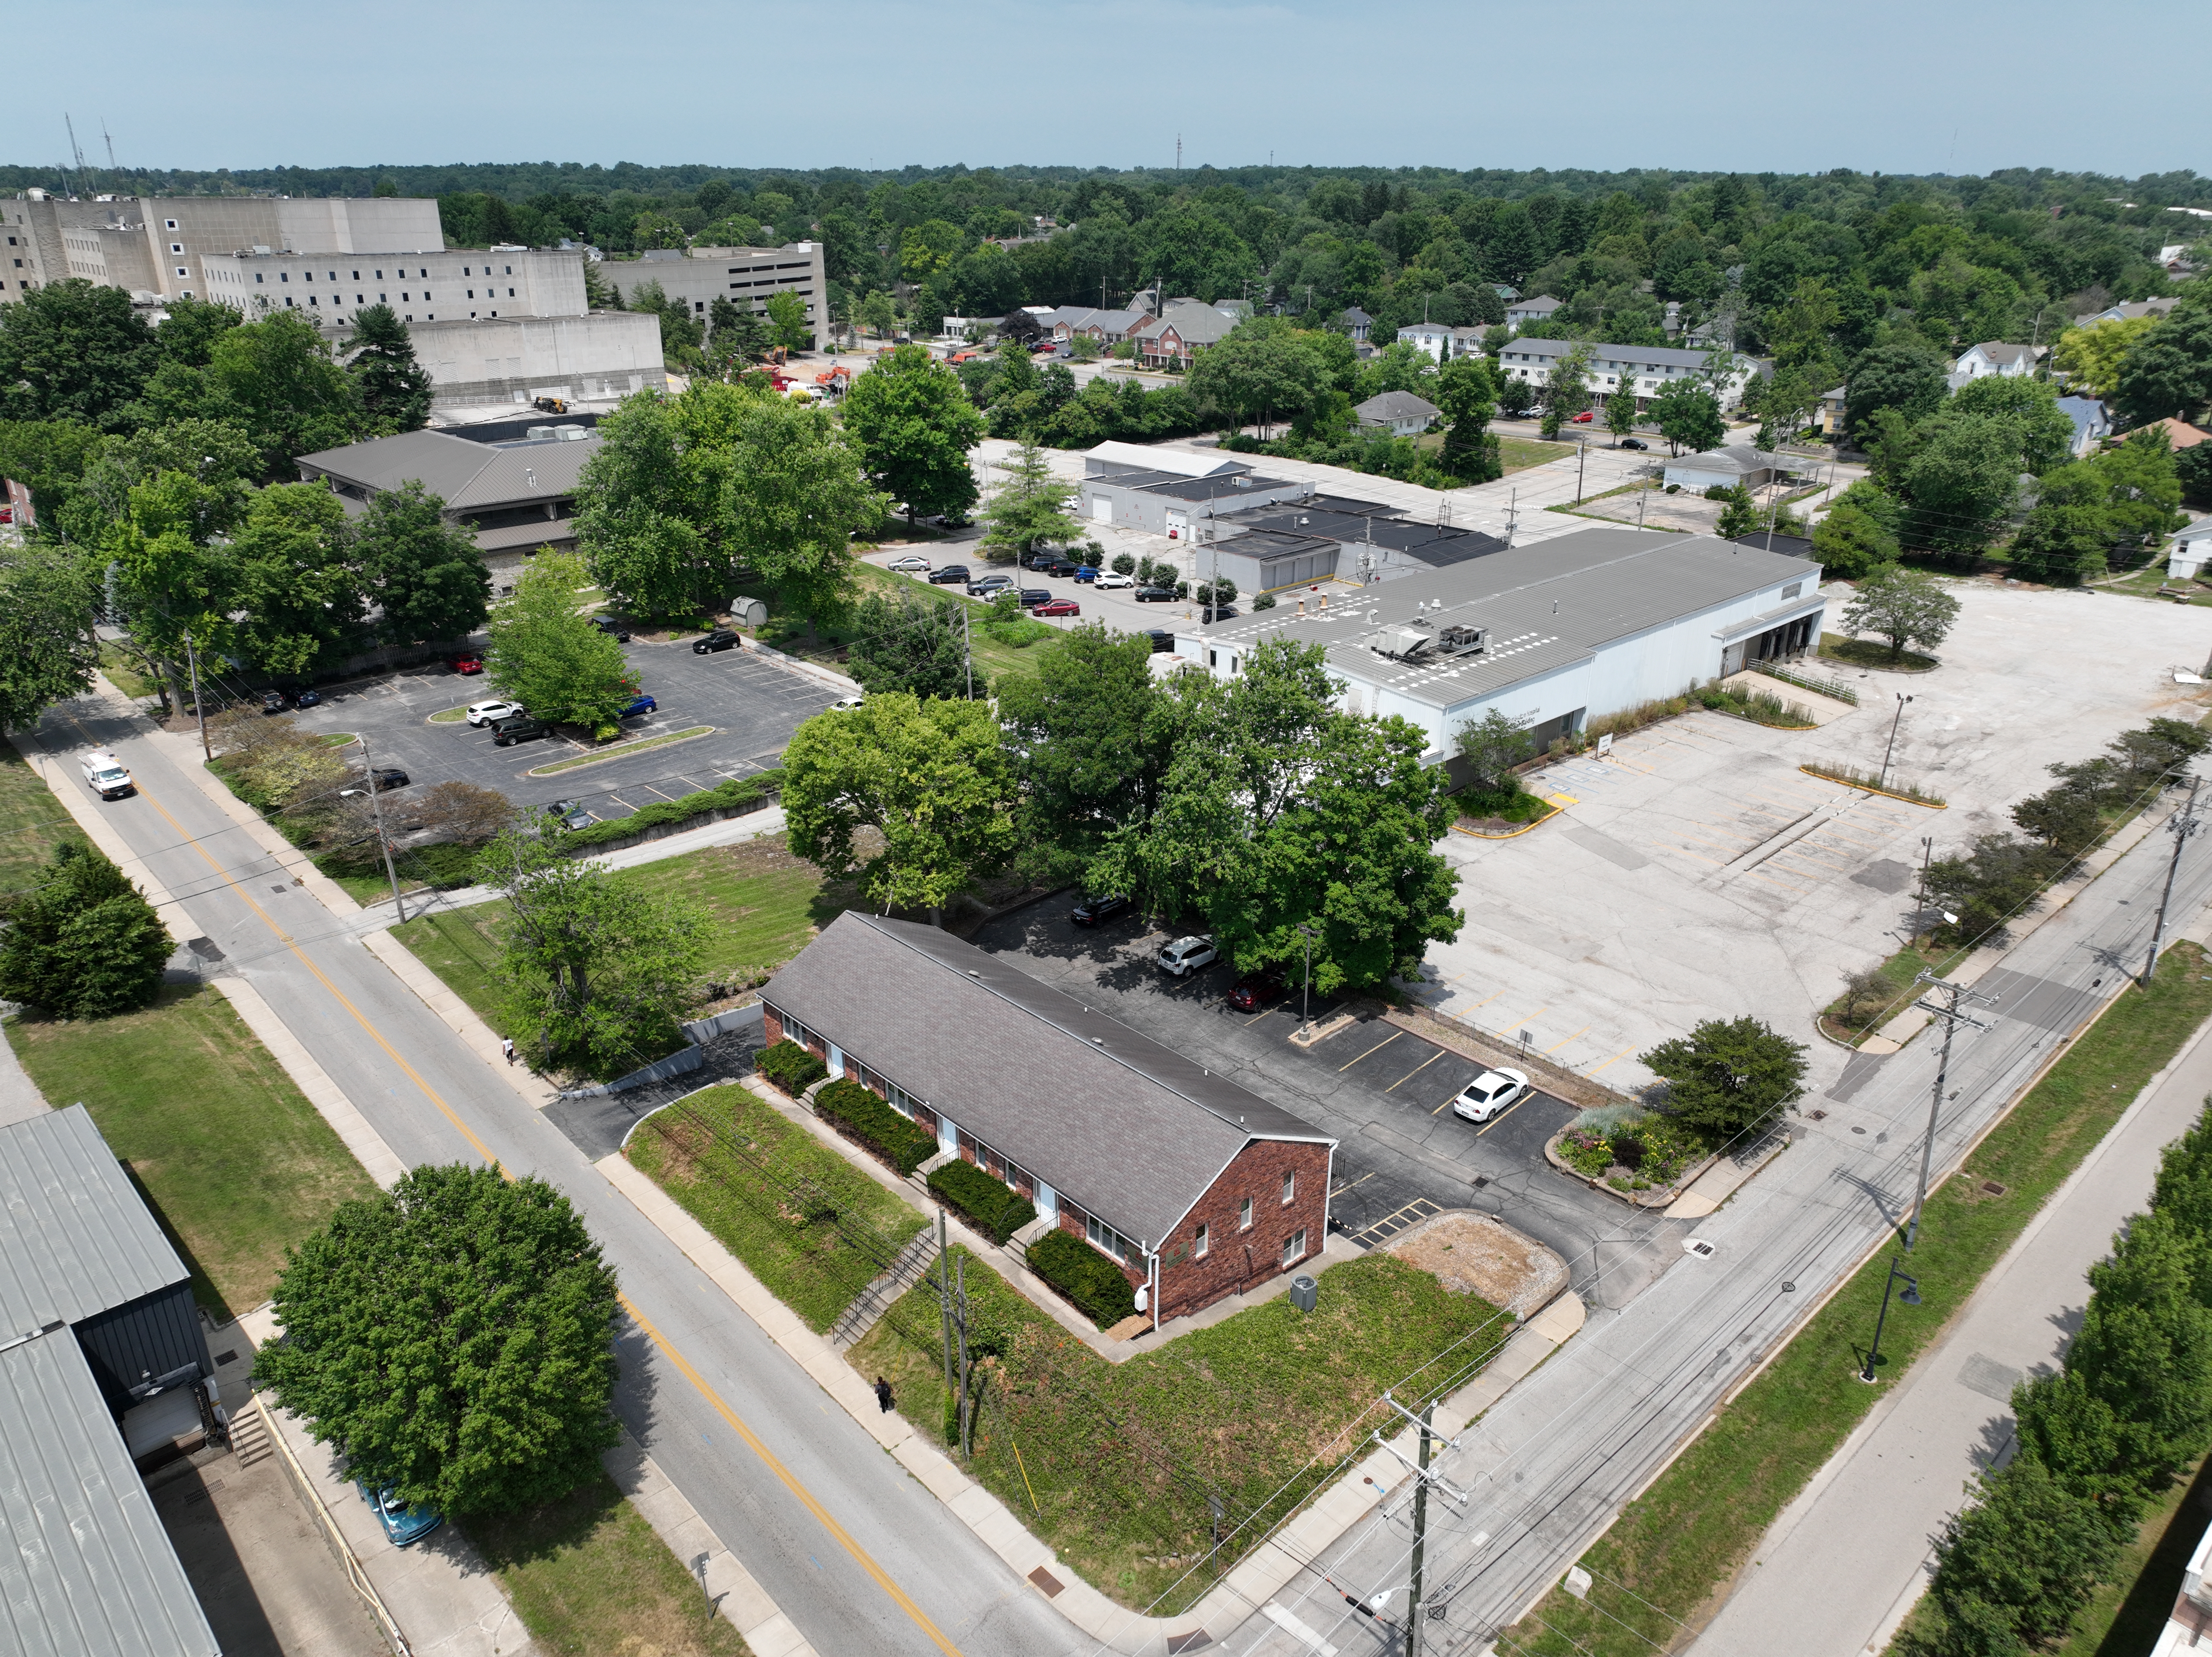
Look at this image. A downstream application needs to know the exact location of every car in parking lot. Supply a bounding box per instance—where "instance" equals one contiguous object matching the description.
[1142,629,1175,653]
[1134,586,1177,602]
[548,798,593,831]
[341,768,411,796]
[589,615,631,642]
[1074,565,1100,583]
[467,698,524,727]
[1449,1068,1530,1123]
[1199,605,1238,622]
[1158,935,1218,977]
[1070,893,1130,927]
[1021,550,1061,571]
[1619,437,1648,450]
[1016,588,1051,607]
[1033,598,1080,617]
[1042,558,1080,578]
[692,628,741,654]
[929,565,971,585]
[1226,972,1286,1012]
[886,554,932,573]
[81,751,134,800]
[830,694,864,711]
[450,656,484,674]
[357,1483,442,1548]
[1096,570,1134,588]
[492,716,553,746]
[295,689,322,709]
[969,574,1013,597]
[618,694,657,719]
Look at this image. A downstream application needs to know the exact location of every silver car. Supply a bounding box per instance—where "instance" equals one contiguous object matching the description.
[1158,935,1218,977]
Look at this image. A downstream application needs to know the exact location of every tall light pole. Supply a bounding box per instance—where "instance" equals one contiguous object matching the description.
[183,632,211,761]
[1879,693,1914,792]
[2145,776,2203,986]
[1296,922,1320,1037]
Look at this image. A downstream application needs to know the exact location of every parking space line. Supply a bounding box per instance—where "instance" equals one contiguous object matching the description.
[1383,1048,1447,1092]
[1475,1097,1531,1136]
[1587,1044,1638,1076]
[1544,1025,1591,1053]
[1656,844,1726,867]
[1331,1171,1375,1198]
[1496,1005,1548,1036]
[1337,1030,1404,1071]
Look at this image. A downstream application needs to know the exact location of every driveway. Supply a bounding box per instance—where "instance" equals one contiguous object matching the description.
[279,639,834,826]
[968,899,1687,1314]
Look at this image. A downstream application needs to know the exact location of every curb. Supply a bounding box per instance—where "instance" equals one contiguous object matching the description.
[1796,765,1948,809]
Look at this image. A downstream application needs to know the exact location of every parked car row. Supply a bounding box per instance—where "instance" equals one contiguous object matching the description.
[464,691,656,747]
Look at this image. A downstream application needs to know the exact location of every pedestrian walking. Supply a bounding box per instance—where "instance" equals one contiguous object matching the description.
[501,1038,516,1066]
[875,1376,895,1413]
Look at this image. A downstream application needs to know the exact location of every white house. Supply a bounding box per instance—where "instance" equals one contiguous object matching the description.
[1496,337,1762,411]
[2169,518,2212,582]
[1950,341,2041,384]
[1505,295,1564,331]
[1663,443,1785,493]
[1354,390,1441,437]
[1395,320,1485,363]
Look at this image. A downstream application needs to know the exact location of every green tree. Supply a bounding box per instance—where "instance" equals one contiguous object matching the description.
[255,1164,622,1517]
[723,393,882,624]
[344,305,432,433]
[230,483,363,679]
[1923,1454,2121,1655]
[2114,303,2212,428]
[0,418,102,531]
[846,590,974,701]
[1811,496,1902,578]
[1604,374,1639,445]
[703,297,769,377]
[1453,707,1533,796]
[205,310,367,477]
[482,827,708,1073]
[0,843,173,1017]
[1924,834,2063,947]
[105,470,242,712]
[997,624,1174,867]
[573,389,722,618]
[764,290,811,351]
[0,278,157,430]
[1715,484,1762,539]
[484,551,636,736]
[1843,337,1949,447]
[1841,566,1961,661]
[0,548,100,730]
[1187,324,1330,439]
[624,279,703,364]
[1901,415,2022,555]
[1640,1017,1808,1138]
[62,417,260,546]
[1434,354,1503,483]
[1544,342,1592,418]
[861,291,898,339]
[2010,784,2103,857]
[781,693,1018,922]
[839,346,986,527]
[356,481,491,650]
[1650,380,1725,455]
[1949,376,2077,476]
[2052,316,2158,400]
[978,440,1081,563]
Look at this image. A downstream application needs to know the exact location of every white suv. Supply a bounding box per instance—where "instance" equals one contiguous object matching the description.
[1158,935,1219,977]
[466,699,524,727]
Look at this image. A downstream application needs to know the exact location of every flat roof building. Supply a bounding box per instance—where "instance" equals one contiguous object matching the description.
[596,243,827,343]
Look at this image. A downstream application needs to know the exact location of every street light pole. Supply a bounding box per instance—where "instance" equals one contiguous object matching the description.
[183,632,211,760]
[1879,693,1914,792]
[2145,776,2203,986]
[1859,1256,1921,1383]
[1296,923,1319,1037]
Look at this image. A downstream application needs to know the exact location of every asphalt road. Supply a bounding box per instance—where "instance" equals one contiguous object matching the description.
[31,688,1074,1657]
[1227,793,2212,1657]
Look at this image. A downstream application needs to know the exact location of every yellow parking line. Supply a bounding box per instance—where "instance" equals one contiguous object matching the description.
[1497,1005,1549,1036]
[1544,1025,1591,1054]
[1385,1048,1448,1092]
[1587,1045,1638,1076]
[1338,1030,1404,1071]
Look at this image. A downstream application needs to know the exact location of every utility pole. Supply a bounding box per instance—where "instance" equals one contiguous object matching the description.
[1506,487,1518,546]
[2145,776,2204,986]
[183,632,211,760]
[1296,923,1319,1037]
[1907,973,1993,1248]
[1575,439,1586,505]
[962,604,973,702]
[355,736,407,922]
[1408,1398,1434,1657]
[1915,835,1934,935]
[1879,693,1914,792]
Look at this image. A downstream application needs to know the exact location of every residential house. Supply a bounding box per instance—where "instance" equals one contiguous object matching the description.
[2073,297,2178,328]
[2056,395,2113,457]
[1132,301,1239,369]
[1354,390,1441,437]
[1496,338,1761,411]
[1948,341,2042,387]
[1663,442,1786,493]
[760,913,1338,1326]
[1814,386,1848,437]
[1395,320,1486,364]
[1505,294,1564,331]
[2136,417,2211,453]
[2168,518,2212,582]
[1340,306,1373,342]
[1050,307,1147,346]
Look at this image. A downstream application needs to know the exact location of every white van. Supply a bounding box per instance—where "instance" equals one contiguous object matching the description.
[81,751,134,800]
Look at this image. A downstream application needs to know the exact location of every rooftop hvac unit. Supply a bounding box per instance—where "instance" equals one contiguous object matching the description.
[525,426,554,439]
[1437,623,1486,655]
[1364,625,1436,661]
[553,425,588,441]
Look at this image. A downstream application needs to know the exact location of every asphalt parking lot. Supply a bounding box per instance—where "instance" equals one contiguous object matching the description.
[280,638,836,826]
[971,899,1686,1310]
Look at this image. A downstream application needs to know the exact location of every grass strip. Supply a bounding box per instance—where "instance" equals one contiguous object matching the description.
[0,743,86,899]
[427,706,469,723]
[525,725,715,776]
[1498,939,2212,1656]
[5,984,380,1320]
[467,1474,752,1657]
[1801,760,1948,807]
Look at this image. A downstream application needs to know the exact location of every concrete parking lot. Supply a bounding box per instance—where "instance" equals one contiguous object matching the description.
[970,898,1686,1312]
[281,636,836,826]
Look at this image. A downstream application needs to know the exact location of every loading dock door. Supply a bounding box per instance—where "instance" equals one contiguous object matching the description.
[1092,496,1112,524]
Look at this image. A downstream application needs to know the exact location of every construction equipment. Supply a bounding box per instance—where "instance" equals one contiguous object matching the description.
[531,395,567,415]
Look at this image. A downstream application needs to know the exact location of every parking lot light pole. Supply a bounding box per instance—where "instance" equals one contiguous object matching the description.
[1858,1256,1920,1383]
[1879,693,1914,792]
[1296,923,1319,1037]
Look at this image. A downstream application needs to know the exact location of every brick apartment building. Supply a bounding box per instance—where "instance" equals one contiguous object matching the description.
[759,913,1336,1326]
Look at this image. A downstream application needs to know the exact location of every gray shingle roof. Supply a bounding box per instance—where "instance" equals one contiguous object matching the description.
[0,1107,189,1340]
[1354,390,1441,425]
[1500,337,1741,373]
[1668,442,1781,475]
[297,428,600,511]
[1967,341,2038,366]
[0,1330,219,1657]
[760,914,1331,1247]
[1507,295,1563,313]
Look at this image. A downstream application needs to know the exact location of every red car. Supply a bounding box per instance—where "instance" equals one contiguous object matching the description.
[1571,410,1595,423]
[1226,973,1287,1012]
[450,656,484,674]
[1032,598,1080,617]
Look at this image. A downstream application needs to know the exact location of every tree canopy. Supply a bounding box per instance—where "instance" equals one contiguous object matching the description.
[0,844,172,1018]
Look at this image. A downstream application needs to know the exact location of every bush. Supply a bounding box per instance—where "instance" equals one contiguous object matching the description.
[755,1039,827,1096]
[1026,1226,1138,1328]
[926,1157,1037,1244]
[1641,1016,1809,1139]
[814,1077,937,1175]
[0,844,172,1018]
[560,772,780,851]
[1110,552,1137,575]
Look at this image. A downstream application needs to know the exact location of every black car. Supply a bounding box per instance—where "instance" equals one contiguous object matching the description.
[295,689,322,709]
[1021,550,1059,571]
[1201,605,1238,622]
[1071,893,1132,927]
[692,628,742,654]
[1143,629,1175,653]
[1016,588,1052,607]
[352,767,409,790]
[492,717,552,747]
[1619,437,1649,451]
[261,689,289,714]
[1044,558,1080,578]
[969,575,1014,597]
[1134,586,1178,603]
[929,564,971,585]
[590,615,632,642]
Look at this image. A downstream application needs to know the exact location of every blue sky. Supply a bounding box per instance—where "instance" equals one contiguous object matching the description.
[5,0,2208,182]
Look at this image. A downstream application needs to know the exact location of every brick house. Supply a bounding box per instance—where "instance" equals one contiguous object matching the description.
[759,912,1337,1327]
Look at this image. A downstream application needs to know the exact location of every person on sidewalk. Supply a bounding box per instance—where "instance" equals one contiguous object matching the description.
[502,1038,517,1066]
[875,1377,895,1413]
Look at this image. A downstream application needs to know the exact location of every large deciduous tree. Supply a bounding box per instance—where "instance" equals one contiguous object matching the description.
[724,392,882,625]
[846,590,974,701]
[205,310,368,477]
[1187,323,1330,439]
[1840,566,1961,661]
[997,623,1176,869]
[781,693,1017,922]
[230,483,363,679]
[1842,337,1948,447]
[356,481,492,650]
[256,1163,622,1517]
[2114,301,2212,428]
[838,345,986,527]
[1640,1017,1807,1138]
[484,551,637,736]
[0,278,158,430]
[1649,380,1725,455]
[0,844,173,1018]
[0,548,100,730]
[1434,354,1504,483]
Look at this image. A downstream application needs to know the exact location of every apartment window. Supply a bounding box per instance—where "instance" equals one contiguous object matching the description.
[165,219,178,230]
[504,264,512,274]
[467,289,475,299]
[303,271,313,282]
[489,310,498,318]
[170,242,183,253]
[255,273,264,283]
[280,272,288,282]
[1194,1222,1209,1259]
[357,294,364,304]
[375,270,383,280]
[352,269,360,280]
[1239,1196,1253,1231]
[424,291,432,301]
[180,290,191,299]
[309,295,318,305]
[284,297,294,307]
[175,267,188,278]
[402,292,410,301]
[1281,1171,1296,1206]
[463,266,472,276]
[1281,1230,1307,1268]
[507,287,515,297]
[327,271,336,281]
[1083,1211,1134,1263]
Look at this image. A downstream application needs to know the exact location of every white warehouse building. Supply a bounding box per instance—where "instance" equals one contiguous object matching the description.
[1173,526,1823,762]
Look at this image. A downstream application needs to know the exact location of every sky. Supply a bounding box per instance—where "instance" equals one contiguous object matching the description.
[6,0,2209,184]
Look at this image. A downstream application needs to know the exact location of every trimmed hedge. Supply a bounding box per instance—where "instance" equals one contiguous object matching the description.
[927,1158,1037,1245]
[814,1078,937,1176]
[1026,1227,1138,1329]
[559,770,783,851]
[755,1039,827,1096]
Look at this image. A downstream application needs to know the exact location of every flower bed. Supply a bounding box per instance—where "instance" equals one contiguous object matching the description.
[1025,1227,1138,1329]
[925,1157,1036,1244]
[1549,1108,1718,1204]
[813,1078,937,1176]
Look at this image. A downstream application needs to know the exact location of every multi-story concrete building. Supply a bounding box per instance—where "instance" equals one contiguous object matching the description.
[595,243,827,340]
[196,246,585,326]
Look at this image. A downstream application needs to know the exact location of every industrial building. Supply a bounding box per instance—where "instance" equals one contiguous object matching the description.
[596,242,827,342]
[1174,525,1822,763]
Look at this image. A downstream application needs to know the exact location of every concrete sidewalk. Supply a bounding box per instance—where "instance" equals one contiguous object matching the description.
[1693,917,2212,1657]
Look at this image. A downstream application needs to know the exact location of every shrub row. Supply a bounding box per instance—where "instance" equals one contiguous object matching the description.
[560,770,783,851]
[754,1039,827,1096]
[926,1158,1036,1245]
[1026,1226,1138,1329]
[813,1078,937,1176]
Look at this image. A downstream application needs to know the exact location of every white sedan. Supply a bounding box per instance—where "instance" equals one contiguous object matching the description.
[1450,1068,1531,1123]
[1095,570,1135,588]
[885,554,932,573]
[466,699,523,727]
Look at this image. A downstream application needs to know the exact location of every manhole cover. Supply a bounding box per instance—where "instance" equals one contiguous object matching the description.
[1981,1181,2008,1196]
[1782,1281,1796,1292]
[1851,1125,1866,1135]
[1807,1109,1827,1120]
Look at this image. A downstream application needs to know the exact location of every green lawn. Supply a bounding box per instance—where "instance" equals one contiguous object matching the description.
[5,985,380,1320]
[851,1248,1510,1615]
[2100,563,2212,605]
[625,1082,929,1332]
[388,833,847,1038]
[0,745,86,900]
[1499,939,2212,1656]
[467,1475,751,1657]
[1499,436,1577,472]
[753,562,1067,689]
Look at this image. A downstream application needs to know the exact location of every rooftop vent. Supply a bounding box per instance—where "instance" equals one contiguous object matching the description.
[1364,625,1436,662]
[553,425,588,441]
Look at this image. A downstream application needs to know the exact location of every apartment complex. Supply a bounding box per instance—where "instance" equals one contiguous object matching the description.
[1496,337,1762,411]
[595,242,827,339]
